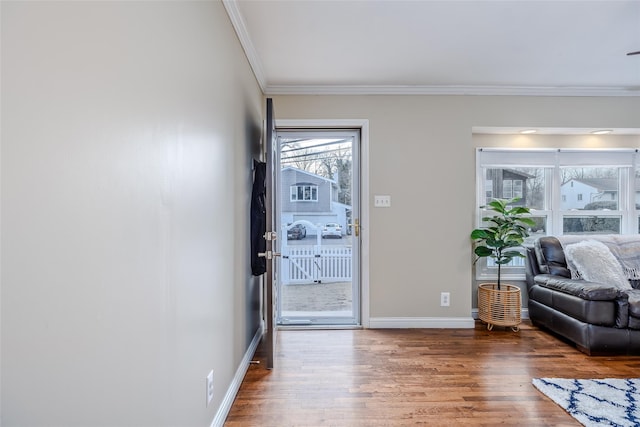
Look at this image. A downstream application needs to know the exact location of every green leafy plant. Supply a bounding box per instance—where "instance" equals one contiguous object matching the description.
[471,198,535,290]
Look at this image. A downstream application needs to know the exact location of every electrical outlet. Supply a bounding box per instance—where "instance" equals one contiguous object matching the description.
[374,195,391,207]
[440,292,450,307]
[206,370,214,406]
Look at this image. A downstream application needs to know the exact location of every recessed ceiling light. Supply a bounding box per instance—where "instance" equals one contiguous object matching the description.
[591,130,613,135]
[520,129,537,134]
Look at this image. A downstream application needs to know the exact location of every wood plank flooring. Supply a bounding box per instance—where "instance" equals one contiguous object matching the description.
[225,322,640,426]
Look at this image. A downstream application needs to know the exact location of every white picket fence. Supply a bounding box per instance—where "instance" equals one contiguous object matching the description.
[281,245,352,284]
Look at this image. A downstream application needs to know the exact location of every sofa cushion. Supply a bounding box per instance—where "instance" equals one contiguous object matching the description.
[564,240,632,290]
[529,283,617,326]
[534,275,620,300]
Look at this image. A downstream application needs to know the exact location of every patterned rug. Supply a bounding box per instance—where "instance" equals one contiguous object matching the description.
[533,378,640,427]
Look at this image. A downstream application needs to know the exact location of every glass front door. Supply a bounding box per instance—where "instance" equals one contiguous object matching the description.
[276,129,361,326]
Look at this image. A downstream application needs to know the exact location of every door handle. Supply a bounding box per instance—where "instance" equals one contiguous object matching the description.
[258,251,282,259]
[348,218,360,237]
[263,231,277,241]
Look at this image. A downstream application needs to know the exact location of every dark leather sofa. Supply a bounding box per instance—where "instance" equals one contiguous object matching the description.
[525,236,640,355]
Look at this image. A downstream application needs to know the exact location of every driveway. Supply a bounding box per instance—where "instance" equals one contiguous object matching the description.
[280,281,352,313]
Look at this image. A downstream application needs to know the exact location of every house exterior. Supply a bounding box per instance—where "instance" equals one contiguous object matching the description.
[559,178,640,210]
[484,169,532,206]
[560,178,618,209]
[281,167,351,235]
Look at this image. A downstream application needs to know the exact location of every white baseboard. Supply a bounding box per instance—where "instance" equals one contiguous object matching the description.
[211,324,264,427]
[369,317,475,329]
[369,309,530,329]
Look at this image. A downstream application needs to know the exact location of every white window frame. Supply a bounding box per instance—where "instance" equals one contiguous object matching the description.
[475,148,638,281]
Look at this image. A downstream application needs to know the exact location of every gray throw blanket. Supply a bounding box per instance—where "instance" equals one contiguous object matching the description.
[558,235,640,280]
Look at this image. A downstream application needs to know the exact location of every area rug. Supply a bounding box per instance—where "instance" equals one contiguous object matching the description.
[532,378,640,427]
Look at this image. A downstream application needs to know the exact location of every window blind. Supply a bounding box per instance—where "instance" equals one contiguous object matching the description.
[478,148,636,168]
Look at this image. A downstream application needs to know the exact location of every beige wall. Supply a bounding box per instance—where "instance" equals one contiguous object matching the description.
[272,95,640,321]
[1,1,263,426]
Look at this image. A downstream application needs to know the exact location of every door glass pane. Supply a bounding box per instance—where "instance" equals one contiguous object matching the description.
[277,131,359,325]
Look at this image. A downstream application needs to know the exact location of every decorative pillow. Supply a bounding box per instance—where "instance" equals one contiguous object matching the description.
[564,253,583,280]
[564,240,631,290]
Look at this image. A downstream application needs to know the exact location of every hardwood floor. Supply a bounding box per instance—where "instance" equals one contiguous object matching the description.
[225,321,640,426]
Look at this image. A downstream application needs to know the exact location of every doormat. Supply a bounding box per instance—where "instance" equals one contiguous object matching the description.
[532,378,640,427]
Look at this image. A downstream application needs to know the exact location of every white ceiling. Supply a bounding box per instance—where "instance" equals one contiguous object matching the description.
[224,0,640,96]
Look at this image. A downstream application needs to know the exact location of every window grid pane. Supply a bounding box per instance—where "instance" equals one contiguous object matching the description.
[482,167,547,209]
[514,180,523,198]
[561,167,619,210]
[562,215,621,235]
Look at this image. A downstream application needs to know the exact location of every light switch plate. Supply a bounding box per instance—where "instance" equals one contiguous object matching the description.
[374,195,391,207]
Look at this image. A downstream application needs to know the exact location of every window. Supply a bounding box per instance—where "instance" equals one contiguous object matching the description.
[485,180,493,204]
[503,179,513,198]
[476,148,636,280]
[290,184,318,202]
[502,179,523,199]
[514,180,523,198]
[485,192,492,204]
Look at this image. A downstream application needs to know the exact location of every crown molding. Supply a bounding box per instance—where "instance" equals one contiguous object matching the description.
[265,84,640,97]
[222,0,267,92]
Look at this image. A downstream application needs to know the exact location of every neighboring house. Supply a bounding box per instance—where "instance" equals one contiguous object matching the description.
[280,167,351,235]
[561,178,618,210]
[484,169,532,206]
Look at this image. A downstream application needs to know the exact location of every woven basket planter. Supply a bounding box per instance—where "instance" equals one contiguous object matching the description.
[478,283,521,332]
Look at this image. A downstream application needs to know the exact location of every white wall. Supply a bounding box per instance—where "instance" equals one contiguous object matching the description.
[273,95,640,322]
[1,1,263,426]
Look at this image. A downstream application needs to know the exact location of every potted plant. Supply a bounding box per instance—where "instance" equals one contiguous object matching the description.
[471,197,535,331]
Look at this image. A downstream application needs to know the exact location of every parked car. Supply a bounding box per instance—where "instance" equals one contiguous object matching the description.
[321,223,342,238]
[287,224,307,240]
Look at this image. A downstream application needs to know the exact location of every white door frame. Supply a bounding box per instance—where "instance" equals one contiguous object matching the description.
[276,119,370,328]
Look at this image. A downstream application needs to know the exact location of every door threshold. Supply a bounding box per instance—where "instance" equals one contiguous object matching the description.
[277,324,363,330]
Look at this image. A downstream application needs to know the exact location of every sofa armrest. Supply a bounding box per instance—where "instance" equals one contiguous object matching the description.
[534,274,620,301]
